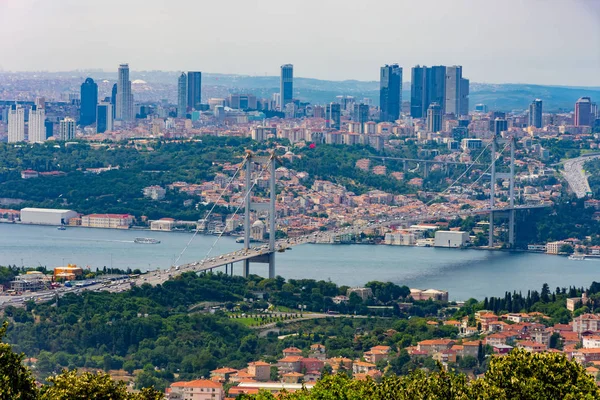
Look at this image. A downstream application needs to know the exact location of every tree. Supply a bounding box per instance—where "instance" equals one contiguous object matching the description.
[39,369,164,400]
[559,244,575,255]
[0,321,38,400]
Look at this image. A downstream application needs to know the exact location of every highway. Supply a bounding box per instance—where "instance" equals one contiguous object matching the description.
[562,155,600,198]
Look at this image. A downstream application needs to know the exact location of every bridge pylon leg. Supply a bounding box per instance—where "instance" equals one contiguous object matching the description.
[508,210,515,247]
[268,253,275,279]
[243,259,250,278]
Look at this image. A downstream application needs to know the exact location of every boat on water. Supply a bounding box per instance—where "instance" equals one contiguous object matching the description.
[57,226,66,231]
[134,237,161,244]
[568,254,586,260]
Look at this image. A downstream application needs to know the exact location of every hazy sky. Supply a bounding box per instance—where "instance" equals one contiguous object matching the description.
[1,0,599,85]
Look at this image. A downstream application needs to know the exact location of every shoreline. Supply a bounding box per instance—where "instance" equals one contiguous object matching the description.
[1,220,578,258]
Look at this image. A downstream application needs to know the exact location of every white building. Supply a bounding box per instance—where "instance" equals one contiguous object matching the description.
[434,231,470,248]
[28,106,46,143]
[142,185,166,200]
[8,104,25,143]
[59,118,76,141]
[20,208,78,226]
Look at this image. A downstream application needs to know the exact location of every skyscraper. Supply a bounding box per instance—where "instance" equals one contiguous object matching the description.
[410,66,426,118]
[494,118,508,136]
[96,102,114,133]
[426,102,442,132]
[426,66,446,113]
[575,97,592,127]
[111,83,117,118]
[529,99,543,128]
[459,78,470,116]
[8,104,25,143]
[380,64,402,122]
[445,66,462,116]
[177,73,187,118]
[28,105,46,143]
[187,71,202,110]
[353,103,369,125]
[59,118,76,140]
[116,64,133,121]
[80,77,98,126]
[326,103,341,130]
[280,64,294,110]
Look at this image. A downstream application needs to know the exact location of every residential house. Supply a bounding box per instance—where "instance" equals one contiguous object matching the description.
[364,346,391,364]
[303,371,321,382]
[281,372,303,384]
[528,327,551,346]
[352,361,377,375]
[300,358,324,373]
[417,339,455,355]
[326,357,353,373]
[247,361,271,382]
[573,314,600,334]
[209,367,238,383]
[168,380,224,400]
[433,349,457,364]
[282,347,303,358]
[461,341,481,358]
[516,341,547,353]
[277,356,302,374]
[583,335,600,349]
[309,344,327,360]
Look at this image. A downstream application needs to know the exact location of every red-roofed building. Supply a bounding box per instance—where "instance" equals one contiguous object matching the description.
[168,379,224,400]
[81,213,133,229]
[417,339,455,355]
[210,367,238,383]
[282,347,303,357]
[247,361,271,382]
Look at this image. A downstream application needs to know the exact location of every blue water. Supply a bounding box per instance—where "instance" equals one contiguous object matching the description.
[0,223,597,300]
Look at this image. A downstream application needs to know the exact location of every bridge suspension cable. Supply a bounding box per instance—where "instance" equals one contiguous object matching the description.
[424,140,492,206]
[174,158,247,265]
[201,158,274,263]
[465,140,511,191]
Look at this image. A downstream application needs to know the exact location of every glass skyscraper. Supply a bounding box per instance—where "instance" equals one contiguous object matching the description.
[116,64,133,121]
[177,73,187,118]
[187,72,202,110]
[80,77,98,126]
[380,64,402,122]
[280,64,294,110]
[529,99,543,128]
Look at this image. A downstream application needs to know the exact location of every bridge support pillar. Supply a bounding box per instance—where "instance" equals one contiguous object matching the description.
[423,162,428,178]
[488,211,494,248]
[242,259,250,278]
[508,210,515,247]
[268,253,275,279]
[403,160,407,172]
[225,264,228,275]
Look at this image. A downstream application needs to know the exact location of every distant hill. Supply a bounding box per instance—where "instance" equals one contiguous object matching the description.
[6,70,600,112]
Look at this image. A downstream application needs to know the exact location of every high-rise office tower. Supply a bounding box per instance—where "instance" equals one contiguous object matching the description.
[111,83,117,118]
[494,118,508,136]
[426,66,446,113]
[380,64,402,122]
[326,102,341,130]
[186,71,202,110]
[280,64,294,110]
[28,105,46,143]
[35,97,45,109]
[8,104,25,143]
[459,78,469,116]
[177,73,187,118]
[96,102,114,133]
[591,103,598,120]
[59,117,76,141]
[353,103,369,129]
[410,66,426,118]
[445,66,462,116]
[426,102,442,132]
[80,77,98,126]
[575,97,592,126]
[116,64,134,121]
[529,99,543,128]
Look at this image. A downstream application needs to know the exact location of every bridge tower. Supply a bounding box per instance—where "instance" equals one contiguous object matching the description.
[488,135,516,248]
[242,151,277,279]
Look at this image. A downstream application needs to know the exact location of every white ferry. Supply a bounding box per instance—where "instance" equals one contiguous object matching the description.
[134,237,161,244]
[568,254,585,261]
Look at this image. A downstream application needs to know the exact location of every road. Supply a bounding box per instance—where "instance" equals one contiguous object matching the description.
[562,155,600,198]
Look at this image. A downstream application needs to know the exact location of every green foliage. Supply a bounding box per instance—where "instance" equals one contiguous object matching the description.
[39,369,163,400]
[0,321,38,400]
[244,350,600,399]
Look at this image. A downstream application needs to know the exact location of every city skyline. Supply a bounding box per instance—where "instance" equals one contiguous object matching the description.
[0,1,599,86]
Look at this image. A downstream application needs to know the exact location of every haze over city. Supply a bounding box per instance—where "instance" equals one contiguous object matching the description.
[1,0,599,86]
